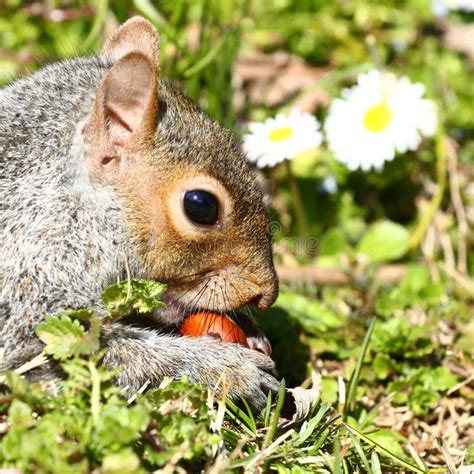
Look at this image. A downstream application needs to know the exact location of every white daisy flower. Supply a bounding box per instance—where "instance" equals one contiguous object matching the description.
[243,110,323,168]
[324,70,437,172]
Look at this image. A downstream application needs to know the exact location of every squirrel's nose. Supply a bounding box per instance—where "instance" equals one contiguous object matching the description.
[249,277,279,310]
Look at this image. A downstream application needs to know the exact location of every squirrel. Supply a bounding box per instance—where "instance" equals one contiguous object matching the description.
[0,17,280,410]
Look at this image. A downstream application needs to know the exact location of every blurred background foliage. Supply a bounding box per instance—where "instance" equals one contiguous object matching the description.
[0,0,473,467]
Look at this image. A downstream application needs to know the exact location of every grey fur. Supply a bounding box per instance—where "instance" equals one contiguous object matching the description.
[0,55,279,409]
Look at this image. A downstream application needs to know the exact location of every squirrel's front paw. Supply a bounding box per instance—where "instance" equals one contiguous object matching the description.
[104,328,279,412]
[227,349,280,411]
[188,339,280,411]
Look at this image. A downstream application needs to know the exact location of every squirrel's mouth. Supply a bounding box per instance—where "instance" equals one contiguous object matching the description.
[156,265,273,315]
[151,294,236,328]
[153,295,186,324]
[152,285,239,324]
[145,293,271,355]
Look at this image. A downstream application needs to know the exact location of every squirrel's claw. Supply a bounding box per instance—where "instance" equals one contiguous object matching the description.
[246,334,272,356]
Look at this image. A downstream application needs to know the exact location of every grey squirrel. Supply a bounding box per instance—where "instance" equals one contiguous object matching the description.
[0,17,280,410]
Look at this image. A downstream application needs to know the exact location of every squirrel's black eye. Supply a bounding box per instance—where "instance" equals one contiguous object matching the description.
[183,190,219,226]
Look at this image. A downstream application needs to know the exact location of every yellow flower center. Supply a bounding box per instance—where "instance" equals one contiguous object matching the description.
[268,127,293,142]
[363,101,392,133]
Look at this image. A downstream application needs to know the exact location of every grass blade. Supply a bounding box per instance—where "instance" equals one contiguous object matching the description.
[133,0,169,28]
[436,437,457,474]
[263,391,273,427]
[307,414,342,455]
[345,317,376,416]
[371,451,382,474]
[225,399,257,436]
[343,422,425,473]
[228,451,262,468]
[268,378,286,443]
[81,0,109,52]
[240,397,257,433]
[295,402,329,446]
[184,37,225,77]
[333,438,342,474]
[348,432,372,474]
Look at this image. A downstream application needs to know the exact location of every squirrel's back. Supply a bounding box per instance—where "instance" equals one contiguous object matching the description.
[0,57,108,175]
[0,56,132,344]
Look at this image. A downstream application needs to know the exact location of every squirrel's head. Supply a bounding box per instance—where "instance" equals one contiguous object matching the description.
[82,17,278,321]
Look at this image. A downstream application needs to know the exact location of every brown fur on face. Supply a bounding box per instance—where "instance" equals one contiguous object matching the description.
[118,154,277,317]
[84,18,278,321]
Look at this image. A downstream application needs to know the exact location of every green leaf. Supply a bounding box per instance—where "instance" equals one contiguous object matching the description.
[371,451,383,474]
[420,366,458,392]
[372,353,393,380]
[276,291,345,333]
[349,432,372,474]
[133,0,169,28]
[74,316,101,356]
[102,279,166,321]
[96,405,150,451]
[366,430,406,459]
[36,315,86,360]
[357,220,409,262]
[318,227,350,256]
[371,315,433,359]
[268,378,286,443]
[321,378,338,405]
[100,449,144,474]
[290,148,325,179]
[408,385,440,416]
[36,311,100,360]
[102,449,142,474]
[295,403,330,446]
[4,371,29,395]
[8,400,35,428]
[225,399,256,436]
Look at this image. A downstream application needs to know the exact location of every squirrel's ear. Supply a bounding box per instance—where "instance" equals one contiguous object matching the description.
[101,16,159,67]
[87,52,157,166]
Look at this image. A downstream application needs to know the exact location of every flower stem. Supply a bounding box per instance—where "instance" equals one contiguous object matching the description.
[408,129,447,251]
[285,160,309,239]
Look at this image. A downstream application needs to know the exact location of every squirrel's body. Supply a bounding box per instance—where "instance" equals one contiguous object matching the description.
[0,18,279,409]
[1,56,131,359]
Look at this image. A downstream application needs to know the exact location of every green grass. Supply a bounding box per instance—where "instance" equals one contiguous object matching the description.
[1,276,471,471]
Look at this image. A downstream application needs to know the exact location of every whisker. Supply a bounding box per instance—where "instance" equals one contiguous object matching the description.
[227,279,257,324]
[234,274,262,294]
[164,268,217,283]
[188,279,211,313]
[175,278,212,324]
